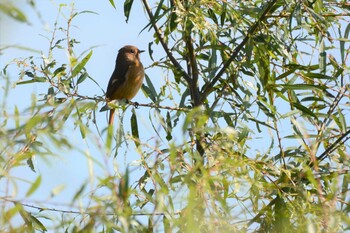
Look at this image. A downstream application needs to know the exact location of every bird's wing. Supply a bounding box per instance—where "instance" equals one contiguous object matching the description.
[106,63,130,100]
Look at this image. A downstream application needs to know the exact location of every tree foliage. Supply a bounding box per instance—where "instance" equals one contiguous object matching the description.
[1,0,350,232]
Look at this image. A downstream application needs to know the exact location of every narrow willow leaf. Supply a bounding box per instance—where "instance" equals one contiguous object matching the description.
[341,174,349,209]
[292,102,318,119]
[131,108,140,147]
[144,73,157,102]
[109,0,116,9]
[71,50,93,78]
[72,183,86,203]
[319,38,326,74]
[27,158,36,173]
[340,23,350,63]
[106,125,113,154]
[77,72,88,84]
[0,3,28,22]
[305,72,335,80]
[30,214,47,232]
[281,84,326,90]
[15,105,20,128]
[124,0,134,23]
[166,111,172,141]
[17,77,46,85]
[26,175,41,197]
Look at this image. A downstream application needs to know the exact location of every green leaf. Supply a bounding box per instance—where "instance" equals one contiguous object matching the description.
[143,73,157,102]
[131,108,140,147]
[292,102,318,119]
[27,158,36,173]
[30,214,47,232]
[72,183,86,203]
[281,84,326,90]
[124,0,134,23]
[340,23,350,62]
[319,38,326,74]
[304,72,334,80]
[71,50,93,78]
[109,0,116,9]
[166,111,172,141]
[17,77,46,85]
[0,3,28,23]
[26,175,42,197]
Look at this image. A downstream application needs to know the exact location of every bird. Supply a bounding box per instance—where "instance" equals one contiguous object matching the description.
[102,45,145,125]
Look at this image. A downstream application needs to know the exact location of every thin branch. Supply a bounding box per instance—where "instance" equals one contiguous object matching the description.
[185,35,201,106]
[315,129,350,163]
[127,100,190,112]
[1,198,175,216]
[141,0,192,84]
[200,0,279,102]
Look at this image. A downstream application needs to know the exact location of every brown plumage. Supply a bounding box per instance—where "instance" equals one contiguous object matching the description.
[105,45,145,125]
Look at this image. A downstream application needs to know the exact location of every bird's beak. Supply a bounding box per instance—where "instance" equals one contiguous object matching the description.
[139,50,145,53]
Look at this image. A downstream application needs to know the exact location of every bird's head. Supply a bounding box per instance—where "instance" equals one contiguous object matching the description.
[118,45,144,64]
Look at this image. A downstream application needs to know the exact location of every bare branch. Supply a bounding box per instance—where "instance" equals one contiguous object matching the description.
[1,198,176,216]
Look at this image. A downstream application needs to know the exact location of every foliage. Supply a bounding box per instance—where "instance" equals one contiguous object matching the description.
[1,0,350,232]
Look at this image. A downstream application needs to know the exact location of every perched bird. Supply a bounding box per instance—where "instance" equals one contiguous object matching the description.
[102,45,145,125]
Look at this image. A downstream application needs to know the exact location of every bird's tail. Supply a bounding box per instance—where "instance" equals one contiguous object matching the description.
[109,109,115,125]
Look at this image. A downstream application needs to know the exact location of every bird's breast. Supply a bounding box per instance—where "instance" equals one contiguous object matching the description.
[111,63,144,100]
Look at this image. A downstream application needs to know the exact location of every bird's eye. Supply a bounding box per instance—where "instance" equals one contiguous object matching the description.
[130,49,136,54]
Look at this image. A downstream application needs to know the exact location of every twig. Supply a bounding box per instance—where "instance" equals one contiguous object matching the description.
[1,198,177,216]
[127,100,190,112]
[316,130,350,163]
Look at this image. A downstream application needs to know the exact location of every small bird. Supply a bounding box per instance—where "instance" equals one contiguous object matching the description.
[103,45,145,125]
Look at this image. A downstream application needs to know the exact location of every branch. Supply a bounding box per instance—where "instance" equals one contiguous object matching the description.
[141,0,192,84]
[315,129,350,163]
[200,0,279,102]
[185,35,201,106]
[1,198,175,216]
[128,100,190,112]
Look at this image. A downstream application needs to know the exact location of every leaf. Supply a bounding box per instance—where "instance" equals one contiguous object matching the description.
[26,175,41,197]
[319,38,326,74]
[131,108,140,147]
[292,102,318,119]
[143,73,157,102]
[124,0,134,23]
[166,111,172,141]
[71,50,93,78]
[148,42,154,61]
[106,125,113,154]
[340,23,350,62]
[281,84,326,90]
[51,184,65,197]
[30,214,47,232]
[341,174,349,210]
[119,168,130,202]
[17,77,46,85]
[27,157,36,173]
[72,183,86,203]
[109,0,116,9]
[0,3,28,23]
